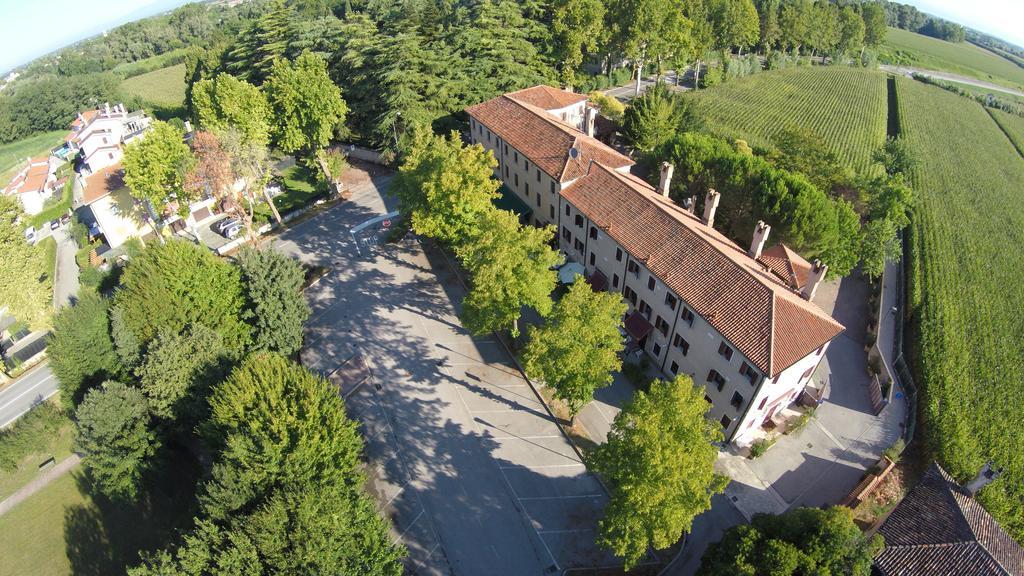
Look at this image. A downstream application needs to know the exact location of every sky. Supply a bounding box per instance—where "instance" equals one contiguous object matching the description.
[0,0,1022,75]
[0,0,195,74]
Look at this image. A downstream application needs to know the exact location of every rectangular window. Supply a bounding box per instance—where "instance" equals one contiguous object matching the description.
[504,143,508,154]
[613,274,619,288]
[535,194,540,207]
[655,316,668,336]
[639,300,651,319]
[731,391,744,409]
[549,205,555,219]
[739,362,758,385]
[514,151,518,163]
[504,166,509,178]
[681,307,695,327]
[524,159,529,170]
[758,397,768,410]
[615,248,623,262]
[589,252,596,266]
[707,369,726,391]
[565,204,570,216]
[624,286,637,305]
[627,260,640,276]
[551,182,556,194]
[514,174,519,187]
[718,342,733,361]
[653,343,662,356]
[665,293,677,310]
[575,214,584,227]
[525,183,530,196]
[589,226,598,239]
[720,414,732,428]
[670,361,679,375]
[562,226,571,241]
[537,169,541,182]
[647,276,656,291]
[574,239,584,252]
[704,395,713,404]
[673,334,690,355]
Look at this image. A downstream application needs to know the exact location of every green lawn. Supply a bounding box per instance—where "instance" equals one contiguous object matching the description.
[686,67,889,176]
[29,175,74,228]
[989,108,1024,156]
[0,451,200,576]
[112,48,188,79]
[119,63,186,108]
[0,401,74,501]
[255,164,328,224]
[0,130,67,184]
[880,27,1024,91]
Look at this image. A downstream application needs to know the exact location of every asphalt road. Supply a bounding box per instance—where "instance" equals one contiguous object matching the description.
[881,64,1024,98]
[0,363,57,429]
[52,226,80,309]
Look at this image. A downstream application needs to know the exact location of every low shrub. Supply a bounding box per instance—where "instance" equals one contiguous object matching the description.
[749,436,776,458]
[883,438,906,463]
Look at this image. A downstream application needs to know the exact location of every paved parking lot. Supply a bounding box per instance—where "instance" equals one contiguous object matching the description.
[271,176,616,575]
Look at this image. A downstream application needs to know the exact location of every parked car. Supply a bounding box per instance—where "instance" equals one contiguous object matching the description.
[222,222,243,239]
[24,226,35,244]
[214,218,238,234]
[60,214,71,226]
[50,219,60,231]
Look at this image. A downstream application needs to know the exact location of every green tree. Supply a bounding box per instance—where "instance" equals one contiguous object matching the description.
[225,1,296,83]
[699,506,883,575]
[112,240,251,362]
[74,382,157,500]
[457,208,560,336]
[551,0,606,88]
[770,126,848,192]
[718,0,760,55]
[589,91,626,121]
[621,82,700,153]
[590,376,728,569]
[0,196,52,329]
[136,324,228,424]
[873,136,917,177]
[122,120,195,218]
[236,248,310,357]
[757,0,781,54]
[860,218,900,279]
[819,198,862,280]
[522,281,626,419]
[392,129,500,247]
[191,73,272,146]
[837,5,866,56]
[265,52,348,155]
[861,2,888,49]
[778,0,812,53]
[48,292,122,407]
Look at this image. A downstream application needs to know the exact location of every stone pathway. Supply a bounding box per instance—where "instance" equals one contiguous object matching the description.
[0,454,81,517]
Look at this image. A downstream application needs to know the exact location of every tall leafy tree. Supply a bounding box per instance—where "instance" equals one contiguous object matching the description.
[699,506,883,575]
[122,120,195,219]
[610,0,688,96]
[457,208,560,336]
[225,1,296,83]
[684,0,716,88]
[622,82,700,153]
[393,129,500,247]
[769,126,848,193]
[48,292,122,408]
[112,240,251,361]
[236,248,310,357]
[0,196,51,329]
[551,0,606,88]
[589,375,728,569]
[136,324,228,424]
[862,2,888,50]
[838,5,866,56]
[190,73,272,146]
[717,0,760,55]
[74,382,158,500]
[778,0,812,53]
[265,52,348,155]
[860,218,899,279]
[522,281,626,419]
[220,127,281,226]
[757,0,781,54]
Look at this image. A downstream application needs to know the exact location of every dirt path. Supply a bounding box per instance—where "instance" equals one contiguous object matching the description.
[881,64,1024,98]
[0,454,81,517]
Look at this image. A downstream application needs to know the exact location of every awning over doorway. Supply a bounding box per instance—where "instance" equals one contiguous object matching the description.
[493,184,533,221]
[587,269,608,291]
[624,311,653,341]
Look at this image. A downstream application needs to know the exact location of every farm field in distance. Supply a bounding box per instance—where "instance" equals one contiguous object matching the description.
[897,77,1024,540]
[989,108,1024,156]
[119,63,186,109]
[881,27,1024,91]
[686,67,888,176]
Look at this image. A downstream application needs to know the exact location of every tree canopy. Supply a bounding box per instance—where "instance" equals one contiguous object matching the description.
[191,72,272,146]
[265,51,348,155]
[699,506,884,575]
[622,82,701,153]
[590,375,728,569]
[236,248,310,357]
[48,292,122,407]
[135,323,229,425]
[0,196,52,329]
[122,120,195,218]
[522,281,626,418]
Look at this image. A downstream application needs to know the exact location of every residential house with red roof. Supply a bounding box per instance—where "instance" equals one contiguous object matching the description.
[66,103,150,176]
[467,86,845,444]
[3,155,63,215]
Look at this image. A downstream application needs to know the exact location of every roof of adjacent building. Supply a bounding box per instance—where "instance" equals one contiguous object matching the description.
[875,463,1024,576]
[82,163,126,205]
[760,243,814,290]
[504,85,589,110]
[560,162,844,377]
[4,156,50,195]
[466,89,633,183]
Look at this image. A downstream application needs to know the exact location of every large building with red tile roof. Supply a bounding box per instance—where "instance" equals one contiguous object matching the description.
[467,86,845,444]
[2,155,61,215]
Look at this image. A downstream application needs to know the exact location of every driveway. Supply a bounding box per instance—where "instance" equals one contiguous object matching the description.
[270,176,617,575]
[52,226,79,308]
[0,363,57,429]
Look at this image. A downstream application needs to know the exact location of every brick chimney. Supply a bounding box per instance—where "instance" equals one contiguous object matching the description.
[584,106,597,138]
[702,189,720,227]
[965,463,1003,496]
[802,259,828,301]
[658,162,674,197]
[749,220,770,260]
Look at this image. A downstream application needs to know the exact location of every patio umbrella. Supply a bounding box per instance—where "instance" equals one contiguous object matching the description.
[558,262,585,284]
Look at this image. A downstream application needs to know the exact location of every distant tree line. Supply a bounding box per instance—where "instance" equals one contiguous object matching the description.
[882,0,965,43]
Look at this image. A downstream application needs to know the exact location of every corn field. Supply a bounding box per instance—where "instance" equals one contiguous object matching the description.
[899,77,1024,540]
[989,108,1024,157]
[687,67,888,177]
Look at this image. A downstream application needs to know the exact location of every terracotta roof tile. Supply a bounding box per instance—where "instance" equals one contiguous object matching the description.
[82,163,126,204]
[876,463,1024,576]
[4,157,50,195]
[505,85,589,110]
[760,243,813,290]
[560,163,844,376]
[466,90,633,183]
